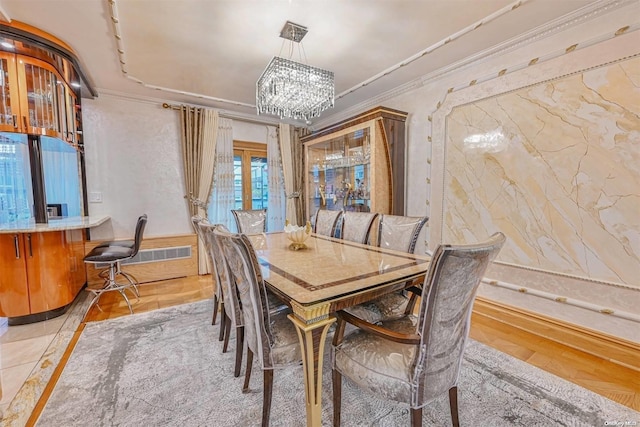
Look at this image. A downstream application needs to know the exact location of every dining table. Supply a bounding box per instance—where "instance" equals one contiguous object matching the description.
[247,231,431,427]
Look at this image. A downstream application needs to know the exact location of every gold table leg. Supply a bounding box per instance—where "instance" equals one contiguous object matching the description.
[288,313,335,427]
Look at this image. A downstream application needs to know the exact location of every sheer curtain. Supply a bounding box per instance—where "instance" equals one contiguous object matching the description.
[208,118,235,231]
[267,126,285,231]
[179,106,219,274]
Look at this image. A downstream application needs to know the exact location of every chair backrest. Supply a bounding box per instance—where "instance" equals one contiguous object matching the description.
[313,209,342,237]
[205,224,243,326]
[231,209,267,234]
[377,214,429,254]
[340,211,379,244]
[193,216,214,270]
[214,227,281,369]
[412,232,505,404]
[131,214,148,257]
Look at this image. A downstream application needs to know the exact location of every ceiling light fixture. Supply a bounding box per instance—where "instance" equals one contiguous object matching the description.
[256,21,334,121]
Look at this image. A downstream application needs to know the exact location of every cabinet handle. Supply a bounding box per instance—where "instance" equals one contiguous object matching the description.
[23,116,27,129]
[27,233,33,257]
[12,115,17,128]
[14,235,20,259]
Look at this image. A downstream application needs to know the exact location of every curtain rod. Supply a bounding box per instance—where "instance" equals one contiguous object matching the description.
[161,102,282,127]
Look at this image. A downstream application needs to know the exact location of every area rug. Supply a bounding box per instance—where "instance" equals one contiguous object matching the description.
[36,300,638,426]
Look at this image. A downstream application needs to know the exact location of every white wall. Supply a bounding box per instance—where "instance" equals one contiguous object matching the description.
[83,95,188,240]
[82,95,274,240]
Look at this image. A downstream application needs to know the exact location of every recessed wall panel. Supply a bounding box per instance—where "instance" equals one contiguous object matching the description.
[444,57,640,287]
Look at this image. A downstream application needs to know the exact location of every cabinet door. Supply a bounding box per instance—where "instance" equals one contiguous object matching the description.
[55,81,78,144]
[25,231,73,314]
[16,57,62,138]
[0,233,30,317]
[67,228,87,294]
[0,52,21,133]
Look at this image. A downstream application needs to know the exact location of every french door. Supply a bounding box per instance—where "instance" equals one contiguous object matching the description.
[233,141,268,210]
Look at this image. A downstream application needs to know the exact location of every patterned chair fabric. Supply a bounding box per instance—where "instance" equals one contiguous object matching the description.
[340,211,379,244]
[193,217,223,326]
[345,215,429,324]
[332,232,506,426]
[231,208,267,234]
[313,209,342,237]
[214,227,300,426]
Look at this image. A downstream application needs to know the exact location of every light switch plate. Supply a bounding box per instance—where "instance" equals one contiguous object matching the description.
[89,191,103,203]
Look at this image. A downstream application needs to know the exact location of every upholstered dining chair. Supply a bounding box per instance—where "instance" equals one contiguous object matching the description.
[191,216,223,326]
[340,211,379,244]
[313,208,343,237]
[201,223,247,377]
[332,232,506,427]
[214,227,300,427]
[345,214,429,324]
[231,208,267,234]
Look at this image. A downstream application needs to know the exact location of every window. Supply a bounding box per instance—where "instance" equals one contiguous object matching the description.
[233,141,268,210]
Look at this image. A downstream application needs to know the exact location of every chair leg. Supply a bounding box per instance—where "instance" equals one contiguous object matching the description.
[243,348,253,393]
[410,407,422,427]
[449,386,460,427]
[218,308,226,341]
[118,289,134,314]
[120,271,140,299]
[211,295,219,325]
[332,369,342,427]
[222,313,232,353]
[262,369,273,427]
[234,326,244,377]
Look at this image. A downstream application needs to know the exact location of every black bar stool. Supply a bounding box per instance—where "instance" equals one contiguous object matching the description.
[83,214,147,315]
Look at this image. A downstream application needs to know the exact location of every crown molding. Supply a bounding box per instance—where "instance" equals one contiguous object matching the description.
[312,0,634,130]
[94,88,282,126]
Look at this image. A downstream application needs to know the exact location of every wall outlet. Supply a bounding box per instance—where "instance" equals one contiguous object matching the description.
[89,191,103,203]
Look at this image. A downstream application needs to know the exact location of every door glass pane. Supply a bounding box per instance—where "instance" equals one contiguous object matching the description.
[0,132,33,223]
[0,58,13,126]
[233,154,243,209]
[250,156,268,209]
[41,136,81,217]
[24,63,58,131]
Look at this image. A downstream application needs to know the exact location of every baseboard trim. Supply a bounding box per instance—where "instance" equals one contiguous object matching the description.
[473,296,640,372]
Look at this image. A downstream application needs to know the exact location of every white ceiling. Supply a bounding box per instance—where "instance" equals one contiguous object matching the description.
[0,0,599,125]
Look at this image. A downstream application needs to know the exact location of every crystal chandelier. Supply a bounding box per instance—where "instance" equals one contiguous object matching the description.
[256,22,334,121]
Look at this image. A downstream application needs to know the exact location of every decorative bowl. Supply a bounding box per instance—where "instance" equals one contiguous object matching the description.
[285,221,312,250]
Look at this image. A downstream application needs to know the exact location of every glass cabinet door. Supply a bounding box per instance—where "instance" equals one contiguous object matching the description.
[18,57,61,138]
[306,127,372,215]
[0,52,20,133]
[304,115,395,221]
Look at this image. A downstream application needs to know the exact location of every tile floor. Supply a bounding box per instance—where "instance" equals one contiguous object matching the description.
[0,314,69,417]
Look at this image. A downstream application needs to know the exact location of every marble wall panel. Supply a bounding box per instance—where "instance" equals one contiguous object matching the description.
[443,57,640,287]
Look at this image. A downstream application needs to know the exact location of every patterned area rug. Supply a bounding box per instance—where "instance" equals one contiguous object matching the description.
[37,300,638,426]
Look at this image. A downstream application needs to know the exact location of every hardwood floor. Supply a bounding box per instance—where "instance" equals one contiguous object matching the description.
[84,275,639,412]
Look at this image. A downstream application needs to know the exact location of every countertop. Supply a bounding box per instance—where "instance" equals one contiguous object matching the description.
[0,215,110,233]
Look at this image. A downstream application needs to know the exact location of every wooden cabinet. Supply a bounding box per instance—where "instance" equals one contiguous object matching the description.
[302,107,408,218]
[0,233,30,316]
[0,230,87,319]
[0,52,79,144]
